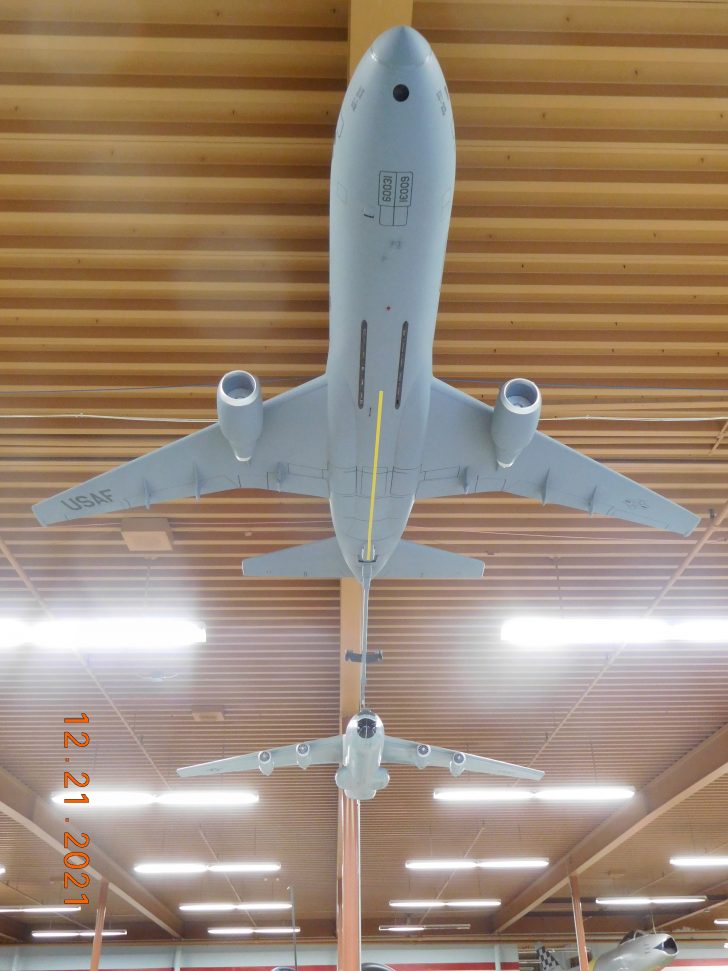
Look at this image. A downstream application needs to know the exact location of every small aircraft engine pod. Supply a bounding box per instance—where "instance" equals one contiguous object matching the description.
[414,743,432,769]
[296,742,312,769]
[257,749,274,776]
[216,370,264,462]
[449,751,466,777]
[490,377,541,469]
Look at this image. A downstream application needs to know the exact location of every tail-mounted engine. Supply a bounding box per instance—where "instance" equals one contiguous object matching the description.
[490,377,541,469]
[216,370,263,461]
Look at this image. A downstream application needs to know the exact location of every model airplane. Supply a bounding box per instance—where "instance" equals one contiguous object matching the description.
[537,932,678,971]
[32,26,700,583]
[177,707,543,801]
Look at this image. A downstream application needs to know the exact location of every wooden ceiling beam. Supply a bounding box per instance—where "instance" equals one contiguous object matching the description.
[0,762,183,938]
[495,715,728,932]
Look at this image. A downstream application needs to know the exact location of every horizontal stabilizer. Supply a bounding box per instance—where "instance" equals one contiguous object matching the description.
[243,537,349,578]
[378,540,484,579]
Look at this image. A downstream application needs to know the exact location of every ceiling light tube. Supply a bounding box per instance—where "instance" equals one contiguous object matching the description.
[434,786,633,804]
[715,920,728,926]
[32,930,127,939]
[671,856,728,867]
[390,900,447,909]
[502,616,728,647]
[446,899,501,908]
[32,618,205,651]
[53,790,258,809]
[476,858,549,869]
[405,859,477,871]
[180,903,237,913]
[207,927,255,936]
[135,863,207,875]
[255,927,301,935]
[379,925,425,933]
[52,791,156,809]
[597,896,706,906]
[156,790,258,807]
[209,862,280,873]
[0,906,81,914]
[0,620,29,649]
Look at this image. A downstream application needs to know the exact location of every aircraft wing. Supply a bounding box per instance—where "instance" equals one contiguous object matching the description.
[33,376,329,525]
[177,734,344,778]
[417,379,699,537]
[382,735,544,781]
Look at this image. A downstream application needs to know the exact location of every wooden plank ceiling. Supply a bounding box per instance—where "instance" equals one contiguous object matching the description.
[1,0,728,949]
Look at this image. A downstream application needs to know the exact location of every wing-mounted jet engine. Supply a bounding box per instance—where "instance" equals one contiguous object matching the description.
[216,370,263,461]
[177,707,543,801]
[491,378,542,469]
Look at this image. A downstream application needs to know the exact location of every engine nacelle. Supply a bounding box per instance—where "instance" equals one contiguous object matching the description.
[216,370,263,462]
[490,377,541,469]
[296,742,312,769]
[449,751,466,778]
[414,743,432,769]
[257,750,274,776]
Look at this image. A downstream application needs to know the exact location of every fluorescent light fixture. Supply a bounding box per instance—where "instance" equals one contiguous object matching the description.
[181,902,291,913]
[237,902,291,912]
[434,788,533,803]
[671,855,728,867]
[32,618,205,651]
[152,862,279,878]
[536,786,634,803]
[477,858,549,869]
[406,859,477,871]
[0,906,81,914]
[52,790,155,809]
[502,616,728,648]
[406,858,547,871]
[156,790,258,807]
[723,945,728,950]
[0,866,5,876]
[715,920,728,926]
[208,927,255,936]
[597,896,706,906]
[380,925,425,933]
[209,862,280,873]
[53,789,258,809]
[434,786,634,804]
[180,903,237,913]
[446,899,500,908]
[390,900,447,909]
[0,620,28,649]
[390,899,500,909]
[32,930,127,939]
[255,927,301,935]
[135,863,207,875]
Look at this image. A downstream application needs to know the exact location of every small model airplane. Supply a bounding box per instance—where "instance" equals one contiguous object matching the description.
[32,26,699,584]
[177,708,543,801]
[536,932,678,971]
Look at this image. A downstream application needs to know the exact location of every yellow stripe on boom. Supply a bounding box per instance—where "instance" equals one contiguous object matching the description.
[366,390,384,561]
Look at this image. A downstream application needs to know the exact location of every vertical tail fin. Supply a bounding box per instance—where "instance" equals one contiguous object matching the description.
[536,944,566,971]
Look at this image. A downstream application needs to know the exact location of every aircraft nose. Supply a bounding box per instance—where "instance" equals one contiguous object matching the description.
[371,26,431,68]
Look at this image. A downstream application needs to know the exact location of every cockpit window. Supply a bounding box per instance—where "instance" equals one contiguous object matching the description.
[357,717,377,739]
[619,930,646,944]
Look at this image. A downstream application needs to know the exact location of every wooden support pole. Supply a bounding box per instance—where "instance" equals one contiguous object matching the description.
[90,878,109,971]
[569,873,590,971]
[338,790,361,971]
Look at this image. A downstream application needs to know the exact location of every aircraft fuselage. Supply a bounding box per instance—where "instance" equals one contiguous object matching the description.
[327,27,455,579]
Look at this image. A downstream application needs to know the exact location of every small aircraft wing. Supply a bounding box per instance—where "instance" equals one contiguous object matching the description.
[417,379,699,537]
[382,736,543,781]
[177,734,343,778]
[33,376,329,526]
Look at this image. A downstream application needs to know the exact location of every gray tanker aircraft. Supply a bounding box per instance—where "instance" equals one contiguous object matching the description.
[177,708,543,800]
[536,931,678,971]
[33,26,699,581]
